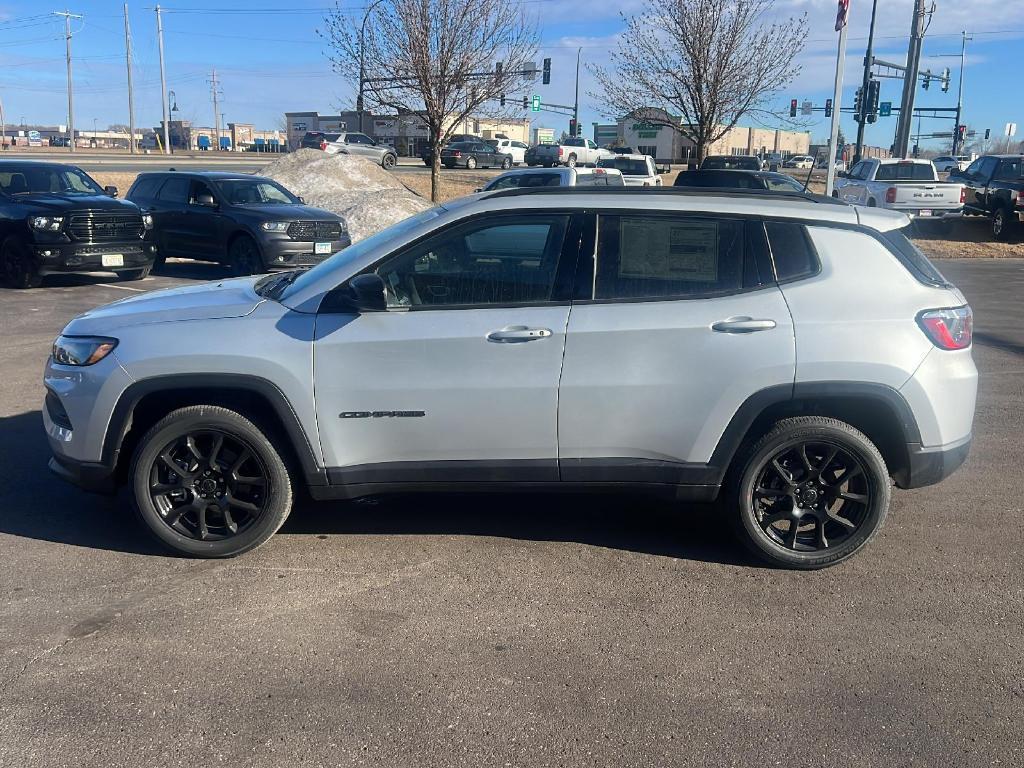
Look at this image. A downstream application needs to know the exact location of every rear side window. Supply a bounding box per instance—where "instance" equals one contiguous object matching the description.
[593,215,761,300]
[879,227,948,286]
[765,222,818,281]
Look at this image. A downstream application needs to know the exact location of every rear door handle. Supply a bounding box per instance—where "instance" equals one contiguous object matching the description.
[711,317,777,334]
[486,325,553,343]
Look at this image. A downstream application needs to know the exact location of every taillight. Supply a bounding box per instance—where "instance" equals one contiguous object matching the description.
[558,147,564,157]
[453,151,461,157]
[917,306,973,350]
[319,140,327,150]
[885,187,897,204]
[960,186,966,204]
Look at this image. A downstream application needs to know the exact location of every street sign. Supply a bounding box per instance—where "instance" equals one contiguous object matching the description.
[1005,122,1018,137]
[879,101,891,117]
[801,100,812,116]
[531,95,541,112]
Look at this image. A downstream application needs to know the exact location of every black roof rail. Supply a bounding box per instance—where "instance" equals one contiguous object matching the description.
[481,185,846,206]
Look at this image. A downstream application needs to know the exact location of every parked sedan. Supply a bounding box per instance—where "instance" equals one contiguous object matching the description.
[421,135,478,166]
[441,141,513,170]
[127,171,350,275]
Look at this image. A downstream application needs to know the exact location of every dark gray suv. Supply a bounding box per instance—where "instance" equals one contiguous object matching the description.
[126,171,350,275]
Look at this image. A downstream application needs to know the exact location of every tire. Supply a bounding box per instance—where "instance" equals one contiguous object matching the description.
[728,416,891,570]
[542,162,553,168]
[130,405,293,558]
[501,157,512,169]
[1,236,42,289]
[566,154,577,168]
[831,191,839,198]
[527,162,537,167]
[423,159,431,167]
[152,252,167,271]
[466,156,477,170]
[382,153,397,170]
[228,235,263,276]
[992,206,1014,241]
[119,265,152,281]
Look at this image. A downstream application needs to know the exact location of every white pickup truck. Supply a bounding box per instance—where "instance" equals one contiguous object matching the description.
[834,158,964,224]
[529,137,614,168]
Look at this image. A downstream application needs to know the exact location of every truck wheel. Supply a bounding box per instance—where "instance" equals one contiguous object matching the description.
[119,265,152,281]
[130,405,293,558]
[466,156,477,170]
[382,153,397,170]
[501,157,512,169]
[992,206,1014,241]
[228,235,263,276]
[728,416,890,569]
[566,154,577,168]
[1,236,42,289]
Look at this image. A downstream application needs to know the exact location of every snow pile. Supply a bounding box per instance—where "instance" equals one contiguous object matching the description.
[262,149,431,242]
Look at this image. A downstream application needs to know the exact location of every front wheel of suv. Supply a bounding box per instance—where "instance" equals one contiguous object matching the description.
[729,416,890,570]
[130,405,293,558]
[228,235,263,276]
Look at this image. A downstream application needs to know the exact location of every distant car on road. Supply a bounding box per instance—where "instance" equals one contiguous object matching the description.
[321,132,398,170]
[441,141,512,170]
[485,138,528,165]
[673,169,815,195]
[479,166,625,191]
[933,155,971,174]
[783,155,815,169]
[421,134,479,166]
[0,160,154,289]
[126,171,350,275]
[596,154,663,186]
[948,154,1024,240]
[530,137,614,168]
[700,155,763,171]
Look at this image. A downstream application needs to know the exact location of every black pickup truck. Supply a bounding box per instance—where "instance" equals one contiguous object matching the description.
[948,154,1024,240]
[0,161,155,288]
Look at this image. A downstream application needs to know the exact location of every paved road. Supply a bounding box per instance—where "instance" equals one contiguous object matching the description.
[1,260,1021,767]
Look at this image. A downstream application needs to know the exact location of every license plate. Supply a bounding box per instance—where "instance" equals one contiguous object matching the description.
[314,242,332,255]
[101,253,124,267]
[917,209,932,217]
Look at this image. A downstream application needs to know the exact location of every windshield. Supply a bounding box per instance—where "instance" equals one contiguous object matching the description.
[217,179,298,205]
[0,164,103,196]
[276,207,443,301]
[597,158,649,175]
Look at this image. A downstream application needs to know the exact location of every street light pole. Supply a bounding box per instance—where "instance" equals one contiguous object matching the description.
[357,0,386,136]
[156,4,170,155]
[952,31,971,155]
[573,47,581,135]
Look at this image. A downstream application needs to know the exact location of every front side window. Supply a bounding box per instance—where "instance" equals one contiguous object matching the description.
[963,158,983,178]
[846,162,865,180]
[593,215,757,300]
[218,179,296,205]
[188,180,216,205]
[376,215,569,308]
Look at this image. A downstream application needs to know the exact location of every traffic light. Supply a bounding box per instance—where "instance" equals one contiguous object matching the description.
[984,128,991,140]
[522,95,528,109]
[941,67,950,93]
[495,62,503,78]
[865,80,880,124]
[576,121,583,136]
[957,124,967,143]
[542,58,551,85]
[853,87,863,123]
[922,71,930,90]
[789,99,797,118]
[500,94,505,107]
[824,98,832,118]
[568,119,577,137]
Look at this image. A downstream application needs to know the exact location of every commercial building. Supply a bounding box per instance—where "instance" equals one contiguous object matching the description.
[532,127,556,145]
[593,123,619,147]
[154,120,282,152]
[616,108,811,163]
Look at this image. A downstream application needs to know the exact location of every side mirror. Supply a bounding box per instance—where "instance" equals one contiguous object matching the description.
[297,196,306,204]
[196,193,217,207]
[104,185,118,197]
[344,273,386,312]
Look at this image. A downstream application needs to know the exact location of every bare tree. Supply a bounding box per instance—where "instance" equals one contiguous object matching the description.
[590,0,808,162]
[322,0,539,202]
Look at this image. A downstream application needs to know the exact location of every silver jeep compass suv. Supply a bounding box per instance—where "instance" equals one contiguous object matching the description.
[44,188,977,568]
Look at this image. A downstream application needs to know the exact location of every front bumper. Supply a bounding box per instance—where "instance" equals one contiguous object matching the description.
[257,234,352,271]
[48,453,117,494]
[894,434,972,489]
[35,241,157,276]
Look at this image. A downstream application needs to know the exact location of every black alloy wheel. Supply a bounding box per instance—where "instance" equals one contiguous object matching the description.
[732,416,890,569]
[992,206,1013,241]
[229,236,262,276]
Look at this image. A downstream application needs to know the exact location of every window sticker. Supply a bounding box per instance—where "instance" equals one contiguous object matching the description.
[618,218,718,281]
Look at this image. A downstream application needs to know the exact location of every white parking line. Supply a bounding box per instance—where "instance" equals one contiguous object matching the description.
[95,283,147,292]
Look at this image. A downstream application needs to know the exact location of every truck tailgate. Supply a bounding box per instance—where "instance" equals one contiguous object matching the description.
[889,183,962,209]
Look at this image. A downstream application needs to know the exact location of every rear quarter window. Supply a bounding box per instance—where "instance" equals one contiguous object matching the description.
[879,227,948,286]
[765,222,819,282]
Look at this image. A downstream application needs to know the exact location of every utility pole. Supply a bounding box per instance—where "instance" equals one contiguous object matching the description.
[825,1,851,197]
[53,10,82,153]
[573,47,581,136]
[208,68,222,150]
[124,4,136,153]
[952,31,971,155]
[155,4,170,155]
[894,0,927,157]
[853,0,879,163]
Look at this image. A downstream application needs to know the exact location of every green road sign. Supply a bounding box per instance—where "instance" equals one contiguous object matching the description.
[879,101,892,117]
[531,95,541,112]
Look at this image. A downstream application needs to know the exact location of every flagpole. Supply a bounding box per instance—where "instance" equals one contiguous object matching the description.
[826,3,850,197]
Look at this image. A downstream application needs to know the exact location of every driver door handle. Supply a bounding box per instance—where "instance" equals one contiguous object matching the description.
[711,317,777,334]
[486,325,553,343]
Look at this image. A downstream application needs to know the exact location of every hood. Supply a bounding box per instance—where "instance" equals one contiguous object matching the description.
[62,276,265,336]
[13,193,140,214]
[234,203,342,221]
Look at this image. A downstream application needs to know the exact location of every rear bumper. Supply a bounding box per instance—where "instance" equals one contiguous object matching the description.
[900,207,963,220]
[35,242,156,276]
[894,434,972,489]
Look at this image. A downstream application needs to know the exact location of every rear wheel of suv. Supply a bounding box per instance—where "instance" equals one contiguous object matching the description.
[730,416,890,570]
[130,405,293,558]
[1,236,42,289]
[228,235,263,276]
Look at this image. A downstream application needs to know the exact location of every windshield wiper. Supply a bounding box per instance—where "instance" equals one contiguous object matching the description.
[256,269,306,300]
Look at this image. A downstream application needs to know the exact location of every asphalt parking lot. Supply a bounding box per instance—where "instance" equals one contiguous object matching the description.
[1,259,1022,767]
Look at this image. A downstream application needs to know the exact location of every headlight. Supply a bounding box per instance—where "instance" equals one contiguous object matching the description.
[52,335,118,366]
[142,213,154,231]
[30,215,64,232]
[260,221,290,232]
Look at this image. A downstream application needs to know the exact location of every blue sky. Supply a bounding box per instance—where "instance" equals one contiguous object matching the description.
[0,0,1020,151]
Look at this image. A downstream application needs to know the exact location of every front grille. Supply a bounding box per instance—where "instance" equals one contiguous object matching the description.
[67,212,144,243]
[286,220,343,242]
[292,253,329,266]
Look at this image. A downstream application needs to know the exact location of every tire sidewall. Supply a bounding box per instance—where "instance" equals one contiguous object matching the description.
[734,421,890,569]
[131,408,292,557]
[229,236,262,276]
[466,156,477,169]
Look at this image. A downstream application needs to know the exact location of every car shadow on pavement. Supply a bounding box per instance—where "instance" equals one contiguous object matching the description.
[1,409,755,566]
